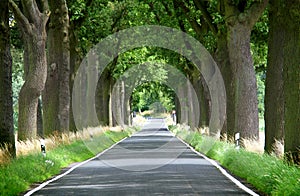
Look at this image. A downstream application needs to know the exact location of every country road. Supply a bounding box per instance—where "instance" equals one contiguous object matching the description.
[28,118,257,196]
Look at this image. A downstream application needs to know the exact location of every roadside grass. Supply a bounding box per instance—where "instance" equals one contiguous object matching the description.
[0,127,135,196]
[171,126,300,196]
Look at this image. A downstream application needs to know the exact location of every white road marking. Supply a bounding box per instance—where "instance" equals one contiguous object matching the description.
[24,137,128,196]
[177,136,260,196]
[25,125,260,196]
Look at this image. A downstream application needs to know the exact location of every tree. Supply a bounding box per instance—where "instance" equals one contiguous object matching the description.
[186,0,268,139]
[9,0,50,140]
[281,0,300,164]
[43,0,70,135]
[0,0,15,157]
[224,0,268,139]
[68,0,89,131]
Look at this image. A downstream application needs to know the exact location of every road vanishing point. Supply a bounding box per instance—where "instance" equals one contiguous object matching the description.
[28,118,258,196]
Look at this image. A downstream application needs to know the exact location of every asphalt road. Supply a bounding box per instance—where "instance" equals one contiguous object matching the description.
[30,118,255,196]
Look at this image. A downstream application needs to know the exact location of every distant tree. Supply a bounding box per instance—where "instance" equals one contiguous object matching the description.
[9,0,50,140]
[0,0,15,157]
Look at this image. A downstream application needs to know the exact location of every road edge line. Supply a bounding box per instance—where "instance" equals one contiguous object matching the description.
[176,136,260,196]
[24,136,128,196]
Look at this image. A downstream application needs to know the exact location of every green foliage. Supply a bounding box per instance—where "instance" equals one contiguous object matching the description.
[174,129,300,196]
[11,48,24,131]
[68,0,87,21]
[112,46,178,113]
[250,9,268,118]
[131,81,175,113]
[0,130,130,195]
[256,71,265,119]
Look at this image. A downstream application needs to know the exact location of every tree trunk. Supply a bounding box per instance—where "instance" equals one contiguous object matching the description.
[264,0,284,154]
[226,23,259,139]
[37,97,44,137]
[69,24,81,131]
[86,51,98,127]
[120,80,125,126]
[18,35,47,140]
[214,30,235,138]
[0,0,15,157]
[112,82,123,127]
[109,77,115,127]
[187,76,199,129]
[9,0,50,140]
[125,98,131,125]
[174,94,180,124]
[282,0,300,164]
[178,83,188,124]
[43,0,70,135]
[224,0,268,139]
[193,74,210,128]
[96,68,111,126]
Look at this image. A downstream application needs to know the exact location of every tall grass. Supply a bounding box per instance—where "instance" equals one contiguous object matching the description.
[0,126,123,165]
[171,126,300,196]
[0,126,135,196]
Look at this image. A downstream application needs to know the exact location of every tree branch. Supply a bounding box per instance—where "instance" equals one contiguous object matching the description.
[193,0,218,36]
[245,0,269,27]
[174,0,208,37]
[8,0,32,34]
[190,19,204,37]
[24,0,40,24]
[41,0,50,27]
[41,0,49,13]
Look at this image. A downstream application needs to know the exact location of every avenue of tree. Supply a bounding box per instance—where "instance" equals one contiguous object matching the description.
[0,0,299,163]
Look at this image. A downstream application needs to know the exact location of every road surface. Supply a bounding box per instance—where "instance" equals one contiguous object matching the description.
[29,118,256,196]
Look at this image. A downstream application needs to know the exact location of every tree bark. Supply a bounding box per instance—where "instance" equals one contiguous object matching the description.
[109,77,116,127]
[37,97,44,137]
[96,68,111,126]
[197,76,210,128]
[0,0,16,157]
[69,24,82,131]
[112,81,123,127]
[282,0,300,164]
[86,50,98,127]
[120,80,125,126]
[174,94,180,124]
[264,0,284,154]
[43,0,70,135]
[214,30,235,138]
[178,83,188,124]
[9,0,50,140]
[224,0,268,139]
[187,77,194,128]
[227,24,259,139]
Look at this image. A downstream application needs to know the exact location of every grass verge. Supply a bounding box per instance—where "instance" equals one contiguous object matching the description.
[170,126,300,196]
[0,128,135,196]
